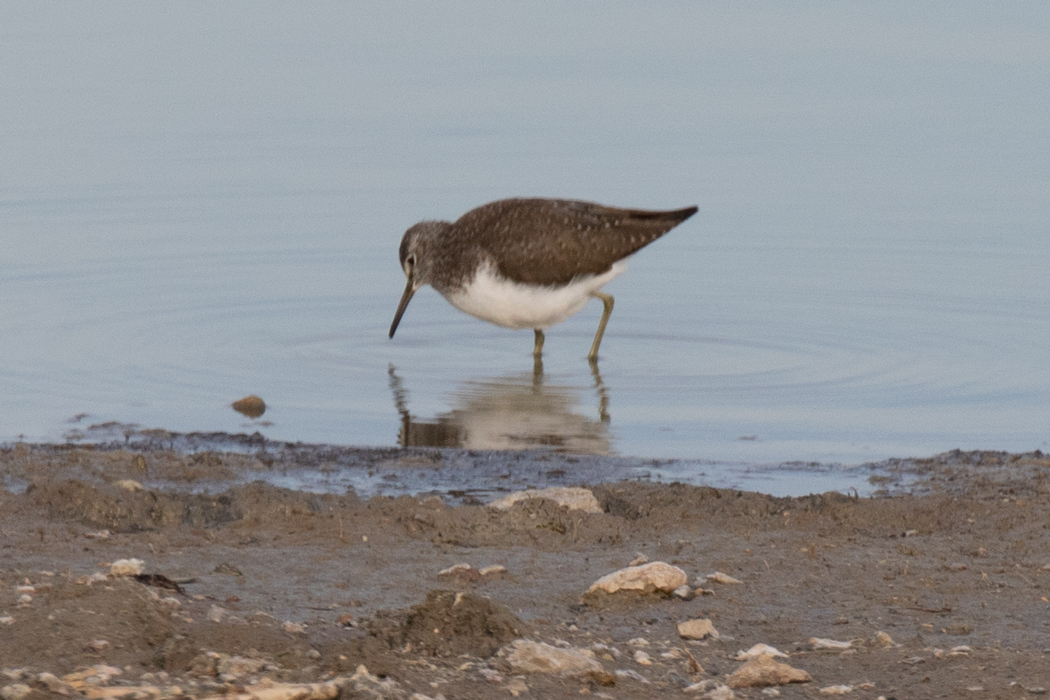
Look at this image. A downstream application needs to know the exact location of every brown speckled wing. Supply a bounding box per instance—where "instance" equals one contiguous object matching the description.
[454,199,697,287]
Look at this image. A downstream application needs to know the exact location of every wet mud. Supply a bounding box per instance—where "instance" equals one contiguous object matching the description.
[2,440,1050,698]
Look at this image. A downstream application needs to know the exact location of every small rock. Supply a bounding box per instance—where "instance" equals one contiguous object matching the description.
[672,584,694,600]
[872,631,895,647]
[0,684,31,700]
[734,644,787,661]
[437,563,479,581]
[207,605,226,623]
[727,656,811,688]
[85,638,111,652]
[283,620,307,634]
[809,637,852,650]
[346,666,405,699]
[488,486,602,513]
[114,479,144,492]
[504,678,529,697]
[629,552,649,566]
[110,559,145,576]
[36,673,73,694]
[0,617,14,626]
[634,650,652,666]
[231,395,266,419]
[582,561,688,601]
[478,565,507,576]
[499,639,603,676]
[819,685,853,695]
[678,618,719,640]
[685,680,735,698]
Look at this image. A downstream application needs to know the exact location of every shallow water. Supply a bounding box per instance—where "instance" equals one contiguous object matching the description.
[2,3,1048,483]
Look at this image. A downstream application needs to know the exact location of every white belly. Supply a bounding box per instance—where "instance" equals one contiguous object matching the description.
[443,261,626,330]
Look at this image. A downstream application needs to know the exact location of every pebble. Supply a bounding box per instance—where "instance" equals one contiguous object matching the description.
[685,679,735,698]
[0,685,31,700]
[872,631,895,647]
[231,395,267,419]
[85,638,111,652]
[734,644,787,661]
[583,561,688,598]
[114,479,145,492]
[487,487,602,513]
[110,559,145,576]
[633,650,653,666]
[438,563,475,576]
[672,584,694,600]
[499,639,603,676]
[36,673,73,694]
[504,678,529,697]
[819,685,854,695]
[678,618,719,640]
[809,637,852,650]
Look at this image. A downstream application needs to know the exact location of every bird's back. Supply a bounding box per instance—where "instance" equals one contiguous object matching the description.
[454,198,697,287]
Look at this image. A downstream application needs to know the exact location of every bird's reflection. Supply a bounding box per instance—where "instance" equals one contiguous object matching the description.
[388,361,612,454]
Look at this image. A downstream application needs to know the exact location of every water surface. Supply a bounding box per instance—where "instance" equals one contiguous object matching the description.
[1,3,1048,482]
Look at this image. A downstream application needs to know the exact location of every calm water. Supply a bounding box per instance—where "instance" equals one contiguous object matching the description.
[2,3,1048,479]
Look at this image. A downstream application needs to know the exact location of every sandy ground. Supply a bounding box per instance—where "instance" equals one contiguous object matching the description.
[2,439,1050,699]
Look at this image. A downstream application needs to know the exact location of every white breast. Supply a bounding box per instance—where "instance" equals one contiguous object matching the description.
[443,261,627,330]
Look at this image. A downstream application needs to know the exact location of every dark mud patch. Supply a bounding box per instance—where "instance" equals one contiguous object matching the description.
[0,577,173,671]
[25,480,340,532]
[370,589,529,658]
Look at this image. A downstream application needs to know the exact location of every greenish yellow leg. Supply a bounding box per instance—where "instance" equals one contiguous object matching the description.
[533,328,545,357]
[588,292,614,361]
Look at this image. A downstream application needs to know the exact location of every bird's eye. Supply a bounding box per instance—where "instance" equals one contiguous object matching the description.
[405,254,416,270]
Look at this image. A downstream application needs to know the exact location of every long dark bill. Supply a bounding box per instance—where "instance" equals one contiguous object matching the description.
[388,278,416,338]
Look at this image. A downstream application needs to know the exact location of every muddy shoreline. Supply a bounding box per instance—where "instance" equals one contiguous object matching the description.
[2,439,1050,698]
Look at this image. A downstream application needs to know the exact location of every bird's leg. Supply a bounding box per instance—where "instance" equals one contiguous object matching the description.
[533,328,545,357]
[588,292,614,361]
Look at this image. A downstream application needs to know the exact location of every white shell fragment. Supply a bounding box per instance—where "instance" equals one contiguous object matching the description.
[705,571,743,585]
[735,643,788,661]
[109,559,145,576]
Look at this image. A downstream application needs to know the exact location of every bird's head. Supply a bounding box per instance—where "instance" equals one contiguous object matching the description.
[389,220,451,338]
